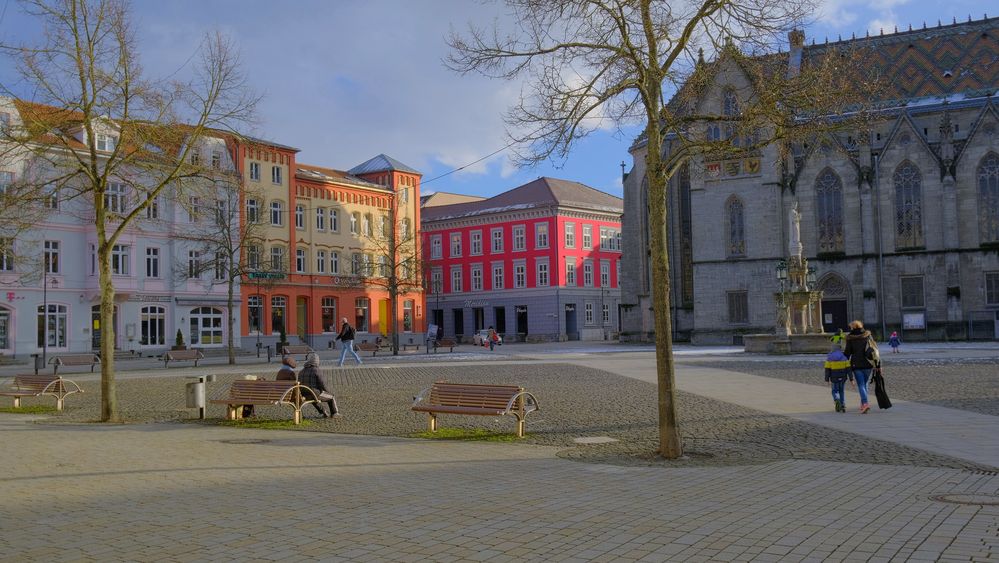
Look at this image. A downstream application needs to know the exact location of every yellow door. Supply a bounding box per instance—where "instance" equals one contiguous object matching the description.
[378,299,389,336]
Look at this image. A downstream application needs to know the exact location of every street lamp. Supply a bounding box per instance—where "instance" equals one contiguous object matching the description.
[41,271,58,364]
[806,266,817,288]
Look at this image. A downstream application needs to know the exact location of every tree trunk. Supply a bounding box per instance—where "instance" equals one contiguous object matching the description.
[644,123,683,459]
[227,276,236,365]
[96,229,120,422]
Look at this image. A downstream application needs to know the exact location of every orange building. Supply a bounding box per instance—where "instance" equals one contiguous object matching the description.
[236,145,423,351]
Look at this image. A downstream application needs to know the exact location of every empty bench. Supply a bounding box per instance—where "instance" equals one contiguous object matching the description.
[411,382,540,437]
[49,354,100,375]
[209,379,319,425]
[281,345,314,359]
[0,375,83,411]
[433,338,458,353]
[163,349,204,368]
[356,342,380,356]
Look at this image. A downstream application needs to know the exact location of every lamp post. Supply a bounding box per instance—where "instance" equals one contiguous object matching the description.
[775,259,789,337]
[41,270,58,365]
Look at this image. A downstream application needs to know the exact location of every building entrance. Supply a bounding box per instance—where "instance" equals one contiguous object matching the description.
[565,304,578,340]
[821,300,848,333]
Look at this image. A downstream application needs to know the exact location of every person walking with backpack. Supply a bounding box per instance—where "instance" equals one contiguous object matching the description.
[824,344,854,413]
[335,317,363,367]
[843,320,879,414]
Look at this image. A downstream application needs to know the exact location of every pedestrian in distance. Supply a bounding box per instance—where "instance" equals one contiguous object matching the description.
[299,352,339,418]
[824,343,854,413]
[487,325,499,351]
[335,317,363,367]
[829,328,845,349]
[276,355,297,380]
[888,331,901,354]
[843,320,880,414]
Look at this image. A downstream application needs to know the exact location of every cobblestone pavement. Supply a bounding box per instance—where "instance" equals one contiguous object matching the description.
[2,416,998,562]
[690,358,999,417]
[6,363,992,471]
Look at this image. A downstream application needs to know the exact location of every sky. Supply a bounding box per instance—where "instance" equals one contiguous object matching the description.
[0,0,987,200]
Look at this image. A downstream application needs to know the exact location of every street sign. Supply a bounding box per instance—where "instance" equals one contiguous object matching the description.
[248,271,285,280]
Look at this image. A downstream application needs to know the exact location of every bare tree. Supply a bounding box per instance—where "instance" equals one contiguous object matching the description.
[447,0,881,458]
[0,0,256,421]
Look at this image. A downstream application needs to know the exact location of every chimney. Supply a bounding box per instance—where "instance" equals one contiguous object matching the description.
[787,29,805,78]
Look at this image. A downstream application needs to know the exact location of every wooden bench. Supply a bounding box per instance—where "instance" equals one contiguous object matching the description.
[356,342,380,356]
[0,375,83,411]
[433,338,458,353]
[281,345,314,358]
[49,354,100,375]
[162,349,205,368]
[209,379,319,424]
[411,382,540,437]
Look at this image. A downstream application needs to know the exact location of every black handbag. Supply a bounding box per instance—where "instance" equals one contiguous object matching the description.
[872,366,892,409]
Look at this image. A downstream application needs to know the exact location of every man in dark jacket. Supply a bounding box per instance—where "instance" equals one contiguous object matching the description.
[335,317,363,367]
[843,320,878,413]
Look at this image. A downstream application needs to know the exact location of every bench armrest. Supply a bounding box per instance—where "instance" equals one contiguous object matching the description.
[504,391,540,414]
[411,386,432,407]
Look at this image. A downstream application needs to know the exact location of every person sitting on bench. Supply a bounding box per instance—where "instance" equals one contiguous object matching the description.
[299,353,339,418]
[276,356,297,380]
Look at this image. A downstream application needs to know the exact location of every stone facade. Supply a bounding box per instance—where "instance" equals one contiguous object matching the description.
[622,17,999,343]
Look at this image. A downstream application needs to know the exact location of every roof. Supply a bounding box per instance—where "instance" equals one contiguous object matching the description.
[348,153,421,175]
[421,177,622,222]
[296,163,390,191]
[420,192,487,208]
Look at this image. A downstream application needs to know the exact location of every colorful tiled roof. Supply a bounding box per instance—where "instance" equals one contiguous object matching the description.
[296,163,390,191]
[421,177,622,222]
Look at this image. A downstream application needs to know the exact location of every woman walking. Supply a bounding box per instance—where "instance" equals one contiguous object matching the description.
[843,320,879,414]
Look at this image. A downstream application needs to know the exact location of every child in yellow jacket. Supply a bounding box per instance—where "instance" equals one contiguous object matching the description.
[824,345,854,413]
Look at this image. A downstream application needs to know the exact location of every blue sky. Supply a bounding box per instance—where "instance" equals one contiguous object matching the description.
[0,0,985,199]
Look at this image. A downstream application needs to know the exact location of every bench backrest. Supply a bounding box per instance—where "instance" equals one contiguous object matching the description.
[437,338,457,347]
[428,382,522,410]
[12,375,65,393]
[282,345,313,355]
[52,354,98,365]
[226,379,299,402]
[166,350,203,360]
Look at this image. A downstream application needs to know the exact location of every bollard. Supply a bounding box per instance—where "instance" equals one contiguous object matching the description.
[266,345,273,363]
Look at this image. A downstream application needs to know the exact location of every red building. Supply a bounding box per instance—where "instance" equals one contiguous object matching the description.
[421,177,623,342]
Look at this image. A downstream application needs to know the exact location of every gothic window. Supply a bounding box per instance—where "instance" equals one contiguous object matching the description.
[893,161,924,249]
[978,152,999,243]
[726,196,745,257]
[815,168,844,253]
[722,89,739,116]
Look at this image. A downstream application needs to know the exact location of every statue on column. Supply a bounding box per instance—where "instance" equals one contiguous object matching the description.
[789,201,802,259]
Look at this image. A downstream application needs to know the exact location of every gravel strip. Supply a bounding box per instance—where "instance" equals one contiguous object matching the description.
[5,363,992,471]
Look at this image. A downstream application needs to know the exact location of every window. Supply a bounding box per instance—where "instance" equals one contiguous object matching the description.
[330,208,339,232]
[977,153,999,243]
[602,303,610,324]
[379,255,389,277]
[331,251,339,274]
[105,182,127,213]
[351,253,361,275]
[364,214,373,236]
[450,233,462,257]
[37,304,67,348]
[816,168,844,252]
[600,261,610,287]
[535,223,549,249]
[431,269,443,294]
[111,245,130,276]
[583,260,593,286]
[403,300,414,332]
[381,215,390,239]
[140,306,166,346]
[582,225,592,249]
[451,267,463,293]
[585,303,594,324]
[211,150,221,169]
[295,205,304,229]
[190,151,200,165]
[270,246,284,271]
[514,263,526,288]
[270,201,283,226]
[491,228,504,253]
[43,185,59,210]
[401,218,411,240]
[321,297,337,332]
[599,227,608,250]
[492,264,504,290]
[271,296,286,333]
[565,260,576,286]
[247,295,262,333]
[315,208,326,231]
[247,245,261,270]
[188,251,201,278]
[400,187,409,204]
[44,240,59,274]
[355,297,370,332]
[316,250,327,273]
[470,231,482,255]
[564,223,575,248]
[536,260,549,286]
[894,161,924,249]
[726,196,745,257]
[0,238,12,272]
[986,272,999,306]
[96,133,117,152]
[471,265,483,291]
[145,196,158,219]
[722,88,739,116]
[431,235,442,259]
[271,166,282,184]
[361,254,371,275]
[187,196,201,222]
[214,252,226,280]
[190,307,224,346]
[249,162,260,181]
[0,171,12,195]
[727,291,748,323]
[246,199,260,223]
[89,244,95,275]
[296,249,306,273]
[0,112,8,130]
[513,226,526,251]
[900,276,924,309]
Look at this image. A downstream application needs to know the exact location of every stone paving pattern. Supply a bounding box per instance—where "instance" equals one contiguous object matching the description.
[9,363,991,471]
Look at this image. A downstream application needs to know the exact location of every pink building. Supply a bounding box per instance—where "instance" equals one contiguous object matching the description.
[421,177,622,342]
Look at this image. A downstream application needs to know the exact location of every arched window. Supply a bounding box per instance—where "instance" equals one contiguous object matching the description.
[726,196,745,257]
[140,305,166,346]
[270,297,286,334]
[815,168,844,253]
[189,307,223,346]
[722,88,739,116]
[893,161,924,249]
[978,152,999,243]
[37,304,68,348]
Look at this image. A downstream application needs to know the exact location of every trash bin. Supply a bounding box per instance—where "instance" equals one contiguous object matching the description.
[32,354,44,374]
[185,381,205,409]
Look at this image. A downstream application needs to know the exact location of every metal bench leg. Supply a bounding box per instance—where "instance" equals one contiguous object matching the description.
[293,407,302,425]
[428,413,437,433]
[12,397,20,408]
[227,405,237,420]
[516,417,525,438]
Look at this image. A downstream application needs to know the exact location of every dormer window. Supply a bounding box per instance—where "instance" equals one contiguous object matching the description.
[96,134,118,152]
[0,112,10,130]
[190,151,200,165]
[211,150,221,169]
